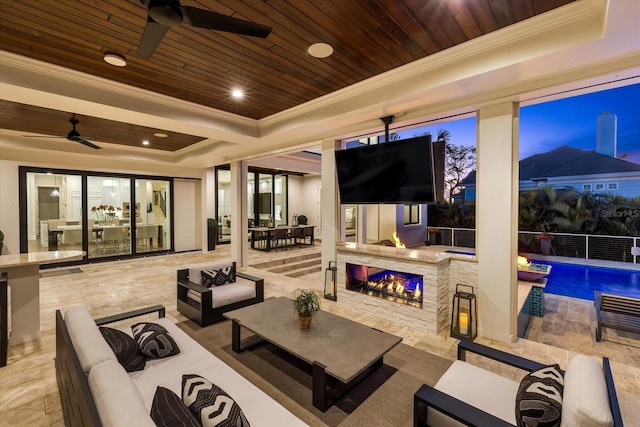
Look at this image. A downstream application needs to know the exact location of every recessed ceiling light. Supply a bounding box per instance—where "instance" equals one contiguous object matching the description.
[232,89,244,99]
[307,43,333,58]
[103,53,127,67]
[153,132,168,138]
[142,140,150,146]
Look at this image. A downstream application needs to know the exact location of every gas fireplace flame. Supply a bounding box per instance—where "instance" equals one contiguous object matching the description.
[392,231,405,248]
[518,256,531,267]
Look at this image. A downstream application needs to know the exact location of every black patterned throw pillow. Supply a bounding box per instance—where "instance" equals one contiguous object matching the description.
[201,265,235,288]
[515,364,564,427]
[99,326,146,372]
[151,386,201,427]
[131,322,180,359]
[182,374,250,427]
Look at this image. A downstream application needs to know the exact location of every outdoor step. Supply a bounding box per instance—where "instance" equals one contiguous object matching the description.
[269,259,322,274]
[251,252,320,269]
[285,265,322,278]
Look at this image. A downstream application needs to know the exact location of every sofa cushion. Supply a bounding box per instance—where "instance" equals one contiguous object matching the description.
[182,374,250,427]
[201,266,234,288]
[132,322,181,359]
[100,326,146,372]
[88,359,155,427]
[150,386,200,427]
[189,261,235,286]
[64,305,117,374]
[187,283,256,308]
[560,355,613,427]
[515,364,564,427]
[430,360,519,426]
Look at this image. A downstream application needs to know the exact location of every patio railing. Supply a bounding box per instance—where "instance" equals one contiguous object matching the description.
[432,227,640,265]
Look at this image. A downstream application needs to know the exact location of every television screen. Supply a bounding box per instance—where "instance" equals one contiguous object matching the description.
[335,136,442,204]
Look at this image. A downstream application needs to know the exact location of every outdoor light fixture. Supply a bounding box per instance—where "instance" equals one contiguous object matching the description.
[103,53,127,67]
[50,175,60,197]
[450,284,477,341]
[308,42,333,58]
[324,261,337,301]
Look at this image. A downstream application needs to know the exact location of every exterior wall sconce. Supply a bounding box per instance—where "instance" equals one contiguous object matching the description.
[324,261,337,301]
[450,284,477,341]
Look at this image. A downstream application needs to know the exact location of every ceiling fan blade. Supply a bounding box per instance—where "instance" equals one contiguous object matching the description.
[22,135,65,138]
[137,17,171,59]
[180,6,271,38]
[75,138,102,150]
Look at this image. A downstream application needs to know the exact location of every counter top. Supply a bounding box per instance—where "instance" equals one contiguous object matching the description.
[336,242,452,264]
[0,251,85,269]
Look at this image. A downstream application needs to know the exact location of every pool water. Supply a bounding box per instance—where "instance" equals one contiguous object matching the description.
[540,262,640,301]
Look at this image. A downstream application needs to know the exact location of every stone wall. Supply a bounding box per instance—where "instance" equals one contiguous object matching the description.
[336,251,450,335]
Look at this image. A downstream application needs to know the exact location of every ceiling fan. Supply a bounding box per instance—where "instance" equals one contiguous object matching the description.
[136,0,272,59]
[23,115,101,149]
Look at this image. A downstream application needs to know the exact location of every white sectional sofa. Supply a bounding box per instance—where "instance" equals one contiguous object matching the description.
[55,304,307,426]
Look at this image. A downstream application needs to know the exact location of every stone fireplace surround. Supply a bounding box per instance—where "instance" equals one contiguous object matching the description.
[336,243,477,335]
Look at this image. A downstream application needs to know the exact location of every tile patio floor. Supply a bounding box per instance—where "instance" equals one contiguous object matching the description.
[1,245,638,425]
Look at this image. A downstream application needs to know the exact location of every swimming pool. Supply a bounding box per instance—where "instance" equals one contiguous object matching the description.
[536,261,640,301]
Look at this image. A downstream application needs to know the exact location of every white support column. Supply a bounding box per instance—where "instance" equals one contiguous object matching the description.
[356,205,366,243]
[476,102,519,343]
[230,161,248,267]
[202,166,216,253]
[321,139,340,291]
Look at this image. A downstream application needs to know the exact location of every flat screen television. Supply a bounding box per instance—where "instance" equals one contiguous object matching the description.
[335,136,443,204]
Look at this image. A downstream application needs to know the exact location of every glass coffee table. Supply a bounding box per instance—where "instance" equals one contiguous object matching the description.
[224,296,402,411]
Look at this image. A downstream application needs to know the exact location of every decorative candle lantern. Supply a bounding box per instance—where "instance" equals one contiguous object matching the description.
[324,261,337,301]
[450,284,477,341]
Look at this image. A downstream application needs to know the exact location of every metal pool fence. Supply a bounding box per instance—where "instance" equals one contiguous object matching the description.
[432,227,640,265]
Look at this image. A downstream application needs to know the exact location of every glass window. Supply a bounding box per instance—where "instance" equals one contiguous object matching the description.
[258,173,272,226]
[217,169,231,242]
[404,204,420,225]
[583,184,592,191]
[25,171,83,253]
[87,176,131,259]
[607,182,618,190]
[274,174,287,225]
[135,178,170,253]
[595,183,605,191]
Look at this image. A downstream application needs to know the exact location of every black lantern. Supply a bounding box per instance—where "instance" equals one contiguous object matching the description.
[450,284,477,341]
[324,261,337,301]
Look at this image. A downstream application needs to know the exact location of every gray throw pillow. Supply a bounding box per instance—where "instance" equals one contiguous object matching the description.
[182,374,250,427]
[131,322,180,359]
[515,364,564,427]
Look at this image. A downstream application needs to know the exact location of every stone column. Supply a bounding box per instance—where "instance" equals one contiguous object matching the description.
[476,102,519,343]
[321,139,340,289]
[230,161,248,267]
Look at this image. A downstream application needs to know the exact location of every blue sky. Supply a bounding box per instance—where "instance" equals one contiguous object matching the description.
[394,83,640,164]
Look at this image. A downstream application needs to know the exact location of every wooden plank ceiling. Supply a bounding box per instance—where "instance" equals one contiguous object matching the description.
[0,0,574,150]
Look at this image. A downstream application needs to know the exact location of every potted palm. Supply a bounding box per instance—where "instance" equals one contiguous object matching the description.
[292,289,320,329]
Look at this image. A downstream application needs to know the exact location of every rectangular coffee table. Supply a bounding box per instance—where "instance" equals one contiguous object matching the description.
[224,297,402,411]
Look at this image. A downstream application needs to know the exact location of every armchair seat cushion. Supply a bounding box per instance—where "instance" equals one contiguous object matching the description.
[428,360,519,426]
[187,283,256,308]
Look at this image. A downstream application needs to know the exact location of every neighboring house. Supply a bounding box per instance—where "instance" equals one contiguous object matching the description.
[460,145,640,200]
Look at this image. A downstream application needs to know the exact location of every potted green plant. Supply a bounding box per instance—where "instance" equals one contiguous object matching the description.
[292,289,320,329]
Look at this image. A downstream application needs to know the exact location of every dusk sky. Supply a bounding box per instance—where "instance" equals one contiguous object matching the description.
[394,83,640,165]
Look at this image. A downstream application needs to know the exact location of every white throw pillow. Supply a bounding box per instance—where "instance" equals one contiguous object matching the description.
[64,305,116,373]
[560,354,613,427]
[88,359,155,427]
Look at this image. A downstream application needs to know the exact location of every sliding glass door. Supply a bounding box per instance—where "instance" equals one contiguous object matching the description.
[20,167,173,261]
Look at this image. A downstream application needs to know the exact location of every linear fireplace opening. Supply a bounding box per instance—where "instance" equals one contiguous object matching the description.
[346,262,423,308]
